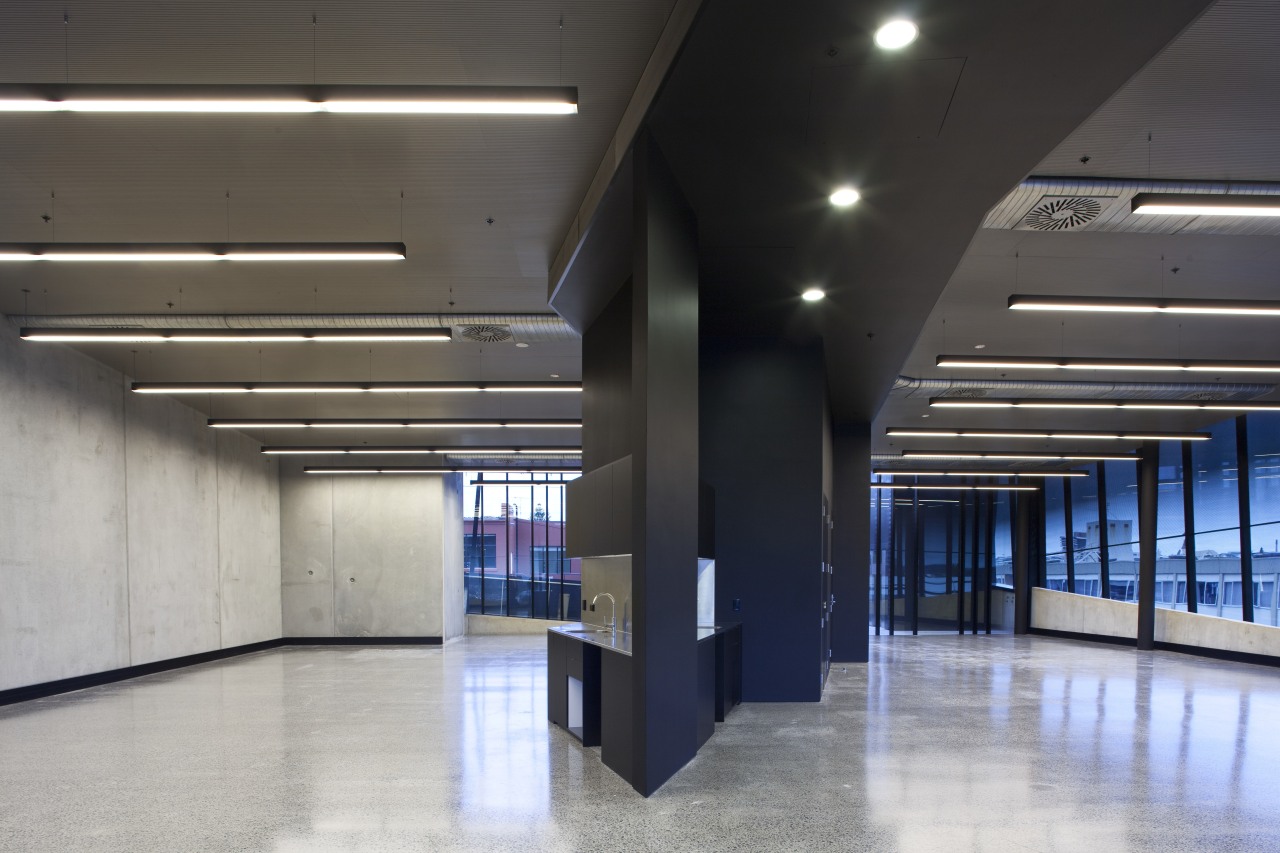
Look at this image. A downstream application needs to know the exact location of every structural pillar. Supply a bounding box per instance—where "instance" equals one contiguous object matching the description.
[1137,440,1159,650]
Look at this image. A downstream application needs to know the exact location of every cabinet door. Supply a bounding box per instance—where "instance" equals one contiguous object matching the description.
[611,456,632,555]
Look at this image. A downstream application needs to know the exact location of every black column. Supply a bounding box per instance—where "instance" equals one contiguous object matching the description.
[1182,441,1198,614]
[1236,416,1255,623]
[1097,461,1111,598]
[1014,490,1033,635]
[630,134,700,795]
[832,423,870,662]
[1137,441,1159,650]
[874,486,883,635]
[956,490,967,634]
[1063,478,1076,594]
[911,488,922,636]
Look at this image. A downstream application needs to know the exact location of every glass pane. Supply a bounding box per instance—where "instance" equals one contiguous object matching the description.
[1192,419,1240,620]
[1104,459,1139,601]
[1247,413,1280,626]
[1070,466,1101,596]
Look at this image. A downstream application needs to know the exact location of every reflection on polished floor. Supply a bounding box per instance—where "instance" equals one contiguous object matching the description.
[2,635,1277,852]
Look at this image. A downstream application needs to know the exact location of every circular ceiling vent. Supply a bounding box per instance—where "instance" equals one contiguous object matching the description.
[1022,197,1103,231]
[945,388,988,398]
[457,324,512,343]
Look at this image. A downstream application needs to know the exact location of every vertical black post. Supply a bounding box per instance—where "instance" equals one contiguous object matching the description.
[911,487,922,636]
[1063,477,1076,594]
[1097,461,1111,599]
[1182,441,1198,614]
[1137,441,1159,650]
[945,504,954,595]
[1236,416,1255,623]
[874,486,883,635]
[984,491,995,634]
[887,492,897,636]
[1013,490,1033,634]
[971,490,981,635]
[957,490,967,634]
[505,484,513,616]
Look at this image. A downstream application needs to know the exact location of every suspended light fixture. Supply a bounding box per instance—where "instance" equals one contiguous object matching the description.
[901,450,1137,461]
[209,418,581,429]
[305,466,582,475]
[1008,294,1280,316]
[1131,193,1280,217]
[0,242,405,262]
[134,380,580,393]
[929,397,1280,412]
[260,446,582,455]
[936,354,1280,373]
[885,427,1209,441]
[872,469,1088,478]
[870,484,1039,491]
[25,327,445,343]
[0,84,578,115]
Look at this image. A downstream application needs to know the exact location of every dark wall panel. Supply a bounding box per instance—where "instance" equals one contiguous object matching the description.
[582,279,633,472]
[700,337,825,702]
[832,422,870,662]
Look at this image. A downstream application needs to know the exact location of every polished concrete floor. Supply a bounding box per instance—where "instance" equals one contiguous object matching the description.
[2,635,1278,852]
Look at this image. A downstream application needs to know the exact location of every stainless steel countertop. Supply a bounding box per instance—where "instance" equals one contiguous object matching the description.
[549,622,738,656]
[548,622,632,656]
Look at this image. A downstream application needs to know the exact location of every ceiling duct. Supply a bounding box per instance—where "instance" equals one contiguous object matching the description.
[6,313,579,343]
[891,374,1273,402]
[984,176,1280,236]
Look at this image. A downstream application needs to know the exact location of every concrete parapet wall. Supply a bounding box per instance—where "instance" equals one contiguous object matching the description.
[1031,588,1137,640]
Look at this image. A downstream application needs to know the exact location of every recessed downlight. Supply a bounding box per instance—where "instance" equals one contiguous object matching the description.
[802,288,826,302]
[874,20,918,49]
[829,187,860,207]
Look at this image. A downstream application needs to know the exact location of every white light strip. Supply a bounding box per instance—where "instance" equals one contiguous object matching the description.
[0,252,404,263]
[305,468,582,475]
[1132,193,1280,217]
[210,420,581,429]
[902,451,1136,461]
[0,95,576,116]
[885,428,1208,441]
[132,382,579,393]
[937,355,1280,373]
[871,484,1040,491]
[1008,294,1280,316]
[260,447,581,455]
[871,470,1088,478]
[930,397,1280,412]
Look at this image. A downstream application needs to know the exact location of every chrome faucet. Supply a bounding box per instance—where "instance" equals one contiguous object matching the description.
[591,593,617,633]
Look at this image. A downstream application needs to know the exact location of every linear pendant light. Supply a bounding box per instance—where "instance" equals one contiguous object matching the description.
[209,418,581,429]
[936,354,1280,373]
[929,397,1280,412]
[26,327,446,343]
[0,242,405,263]
[133,380,579,393]
[885,426,1209,441]
[260,446,581,455]
[305,467,582,475]
[871,484,1039,491]
[902,450,1137,461]
[0,84,577,115]
[1008,294,1280,316]
[871,468,1088,478]
[1131,193,1280,217]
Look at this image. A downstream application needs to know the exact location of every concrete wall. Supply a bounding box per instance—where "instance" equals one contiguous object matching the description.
[1032,587,1280,659]
[0,330,281,691]
[1030,588,1138,640]
[1156,607,1280,658]
[279,465,464,638]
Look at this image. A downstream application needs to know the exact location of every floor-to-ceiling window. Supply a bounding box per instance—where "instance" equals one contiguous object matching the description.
[463,472,581,620]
